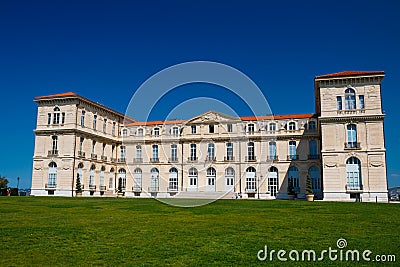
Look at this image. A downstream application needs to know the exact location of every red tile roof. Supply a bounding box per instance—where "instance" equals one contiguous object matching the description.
[127,120,186,126]
[240,114,316,121]
[35,92,77,100]
[315,71,385,79]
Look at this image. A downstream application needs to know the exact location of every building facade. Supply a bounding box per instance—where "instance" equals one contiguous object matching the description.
[31,71,388,202]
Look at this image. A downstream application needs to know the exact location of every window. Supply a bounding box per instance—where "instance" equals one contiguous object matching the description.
[79,137,84,152]
[53,107,60,124]
[47,113,52,125]
[191,125,197,134]
[136,145,142,161]
[153,128,160,136]
[247,124,255,133]
[137,128,144,136]
[190,144,197,161]
[347,124,357,148]
[225,167,235,191]
[269,141,277,160]
[206,167,216,191]
[269,123,276,132]
[102,143,106,157]
[150,168,159,191]
[133,168,142,191]
[188,167,198,191]
[103,119,107,133]
[207,143,215,160]
[172,127,179,136]
[308,166,320,191]
[112,122,116,136]
[169,168,178,191]
[120,146,126,160]
[308,121,316,130]
[109,168,114,189]
[288,166,299,192]
[246,167,256,192]
[51,136,58,153]
[227,124,233,133]
[118,169,127,190]
[171,144,177,161]
[209,125,214,133]
[268,166,279,197]
[92,140,96,155]
[93,115,97,129]
[309,140,317,158]
[359,95,365,109]
[48,162,57,188]
[89,165,95,188]
[152,145,158,160]
[77,163,83,187]
[80,110,85,126]
[122,129,128,137]
[288,122,296,131]
[247,142,255,161]
[61,113,65,124]
[345,88,356,110]
[337,96,343,110]
[100,167,105,187]
[346,157,361,190]
[226,143,233,160]
[289,141,297,160]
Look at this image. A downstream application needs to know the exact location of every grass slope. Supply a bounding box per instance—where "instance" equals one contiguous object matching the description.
[1,197,399,266]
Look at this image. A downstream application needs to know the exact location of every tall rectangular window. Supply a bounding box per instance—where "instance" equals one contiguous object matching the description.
[227,124,233,132]
[80,111,85,126]
[53,112,60,124]
[102,143,106,157]
[153,128,160,136]
[309,140,317,156]
[152,145,158,160]
[289,141,297,160]
[208,143,215,160]
[269,123,276,132]
[52,136,58,153]
[347,124,357,148]
[269,141,277,160]
[247,142,255,160]
[92,141,96,155]
[61,113,65,124]
[247,124,254,133]
[136,145,142,160]
[209,125,214,133]
[79,137,84,152]
[171,144,177,161]
[172,127,179,136]
[359,95,365,109]
[226,143,233,160]
[103,119,107,133]
[112,122,116,136]
[190,144,197,160]
[47,113,51,125]
[191,125,196,134]
[337,96,342,110]
[120,146,126,160]
[93,115,97,130]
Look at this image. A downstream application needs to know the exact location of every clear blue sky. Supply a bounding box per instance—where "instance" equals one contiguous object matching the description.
[0,0,399,189]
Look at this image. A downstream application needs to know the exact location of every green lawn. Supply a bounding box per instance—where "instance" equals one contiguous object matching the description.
[1,197,399,266]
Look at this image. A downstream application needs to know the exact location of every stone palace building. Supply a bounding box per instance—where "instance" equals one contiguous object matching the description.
[31,71,389,202]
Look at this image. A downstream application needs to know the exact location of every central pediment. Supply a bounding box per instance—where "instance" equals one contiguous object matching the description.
[185,110,240,124]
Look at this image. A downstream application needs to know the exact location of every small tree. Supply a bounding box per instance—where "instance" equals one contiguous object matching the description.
[306,174,313,195]
[76,174,82,194]
[0,175,9,189]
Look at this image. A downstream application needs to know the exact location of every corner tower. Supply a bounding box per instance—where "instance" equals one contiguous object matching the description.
[315,71,388,202]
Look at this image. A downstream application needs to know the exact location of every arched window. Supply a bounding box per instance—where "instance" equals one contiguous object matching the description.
[268,141,277,160]
[268,122,276,132]
[188,167,198,191]
[288,121,296,131]
[122,128,128,137]
[288,166,299,192]
[246,167,256,192]
[308,166,320,191]
[346,124,358,148]
[345,88,356,110]
[172,126,179,136]
[346,157,361,190]
[100,166,105,187]
[206,167,216,191]
[137,128,144,136]
[247,142,255,161]
[149,168,159,192]
[268,166,279,197]
[169,167,178,191]
[109,168,114,189]
[153,127,160,136]
[53,107,60,124]
[225,167,235,191]
[89,165,95,189]
[48,162,57,188]
[77,163,84,186]
[118,168,126,190]
[247,123,255,133]
[133,168,142,191]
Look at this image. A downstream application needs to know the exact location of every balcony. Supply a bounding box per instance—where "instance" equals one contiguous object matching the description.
[344,142,361,149]
[267,155,278,161]
[168,157,178,163]
[224,156,235,162]
[78,151,85,158]
[99,185,107,191]
[345,184,363,192]
[48,150,58,156]
[89,184,96,190]
[101,155,107,161]
[187,157,198,163]
[133,158,143,163]
[205,156,216,162]
[91,153,97,160]
[245,187,257,193]
[245,156,257,162]
[287,155,299,160]
[45,183,56,189]
[148,186,159,192]
[308,154,320,160]
[167,187,178,192]
[118,158,126,163]
[337,109,365,115]
[150,158,159,163]
[132,186,142,192]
